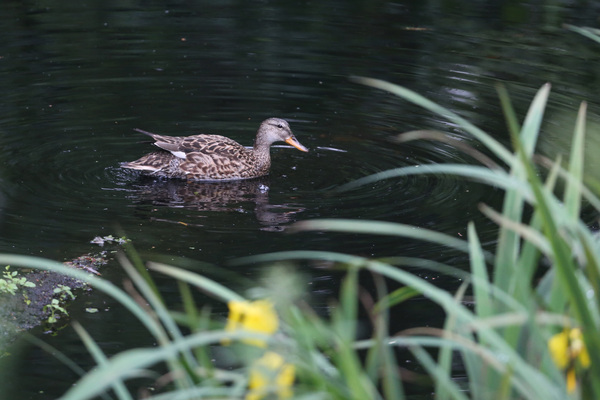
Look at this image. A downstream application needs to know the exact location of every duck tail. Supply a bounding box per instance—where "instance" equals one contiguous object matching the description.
[133,128,158,137]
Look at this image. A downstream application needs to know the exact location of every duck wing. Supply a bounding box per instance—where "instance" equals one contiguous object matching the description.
[178,142,260,179]
[135,128,245,160]
[177,135,245,155]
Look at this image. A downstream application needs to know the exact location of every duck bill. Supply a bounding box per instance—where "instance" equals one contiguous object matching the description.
[285,136,309,152]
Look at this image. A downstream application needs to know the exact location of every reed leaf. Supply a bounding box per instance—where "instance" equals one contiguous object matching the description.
[565,24,600,45]
[493,84,550,295]
[513,154,561,304]
[234,250,563,399]
[119,255,198,388]
[147,261,244,303]
[564,101,586,220]
[467,222,493,318]
[351,76,514,165]
[72,322,133,400]
[411,345,469,400]
[435,281,470,400]
[60,329,261,400]
[335,164,529,201]
[511,111,600,395]
[290,219,477,258]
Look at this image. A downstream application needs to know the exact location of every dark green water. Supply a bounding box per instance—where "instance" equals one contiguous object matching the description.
[1,1,600,398]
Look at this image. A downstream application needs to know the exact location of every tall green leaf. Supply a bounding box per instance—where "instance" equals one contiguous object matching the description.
[564,101,587,220]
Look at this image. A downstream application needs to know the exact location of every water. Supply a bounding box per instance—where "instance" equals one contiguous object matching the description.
[1,1,600,398]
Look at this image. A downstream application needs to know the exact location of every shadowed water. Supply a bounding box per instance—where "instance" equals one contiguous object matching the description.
[1,1,600,398]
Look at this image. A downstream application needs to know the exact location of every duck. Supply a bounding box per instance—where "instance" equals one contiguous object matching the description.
[121,118,308,181]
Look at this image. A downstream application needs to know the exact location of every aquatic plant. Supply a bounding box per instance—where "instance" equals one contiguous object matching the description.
[53,284,75,302]
[43,298,70,324]
[0,265,36,300]
[41,285,76,323]
[286,75,600,398]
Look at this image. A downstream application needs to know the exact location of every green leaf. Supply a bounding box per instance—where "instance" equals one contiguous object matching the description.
[147,262,244,303]
[72,321,134,400]
[290,218,480,258]
[564,101,586,220]
[494,84,550,293]
[565,24,600,45]
[351,76,515,164]
[374,286,420,313]
[468,222,494,318]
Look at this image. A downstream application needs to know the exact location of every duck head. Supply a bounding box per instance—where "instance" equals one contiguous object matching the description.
[255,118,308,152]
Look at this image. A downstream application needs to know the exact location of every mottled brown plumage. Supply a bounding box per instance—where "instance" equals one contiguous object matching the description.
[121,118,308,181]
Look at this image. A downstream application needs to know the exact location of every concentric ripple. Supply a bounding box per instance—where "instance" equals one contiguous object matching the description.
[289,133,498,227]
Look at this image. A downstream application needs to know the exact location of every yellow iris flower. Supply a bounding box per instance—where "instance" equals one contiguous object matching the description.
[225,299,279,347]
[548,328,590,393]
[247,351,295,400]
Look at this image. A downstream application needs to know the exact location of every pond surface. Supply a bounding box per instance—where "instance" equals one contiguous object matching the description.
[1,1,600,398]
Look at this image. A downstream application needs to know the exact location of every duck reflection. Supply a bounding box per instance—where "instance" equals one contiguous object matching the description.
[125,177,305,231]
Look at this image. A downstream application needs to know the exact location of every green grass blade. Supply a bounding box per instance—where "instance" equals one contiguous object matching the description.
[332,334,377,400]
[496,85,521,137]
[564,101,586,219]
[376,256,527,314]
[375,256,471,280]
[374,286,420,313]
[119,256,198,388]
[493,84,550,293]
[147,262,244,303]
[337,266,358,342]
[290,219,479,257]
[121,239,162,299]
[60,330,249,400]
[351,76,514,165]
[577,228,600,316]
[537,155,600,211]
[467,222,494,318]
[335,164,529,201]
[495,83,531,306]
[178,281,199,330]
[330,268,379,400]
[411,345,470,400]
[378,332,404,400]
[479,204,550,255]
[394,130,501,170]
[142,387,238,400]
[513,155,561,304]
[72,322,133,400]
[369,274,405,400]
[22,334,92,392]
[565,24,600,45]
[436,281,470,400]
[178,281,216,375]
[519,83,550,156]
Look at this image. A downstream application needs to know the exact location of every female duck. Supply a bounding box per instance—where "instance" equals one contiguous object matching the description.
[121,118,308,181]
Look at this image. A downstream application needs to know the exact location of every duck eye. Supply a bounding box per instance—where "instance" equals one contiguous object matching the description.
[277,124,284,129]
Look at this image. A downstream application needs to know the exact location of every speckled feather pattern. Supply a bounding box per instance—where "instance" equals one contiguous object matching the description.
[121,118,307,181]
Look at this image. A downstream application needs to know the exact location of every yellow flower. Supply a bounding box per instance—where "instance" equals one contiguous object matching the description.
[548,328,591,393]
[548,329,570,368]
[247,351,295,400]
[225,300,279,347]
[569,328,591,368]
